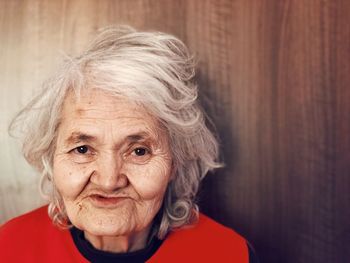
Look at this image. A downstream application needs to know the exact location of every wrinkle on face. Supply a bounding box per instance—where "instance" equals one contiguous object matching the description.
[53,89,172,253]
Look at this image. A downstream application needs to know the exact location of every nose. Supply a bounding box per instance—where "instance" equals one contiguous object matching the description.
[90,152,128,191]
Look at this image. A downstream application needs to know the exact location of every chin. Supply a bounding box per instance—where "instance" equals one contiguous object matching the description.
[67,201,150,237]
[81,214,137,237]
[82,222,129,237]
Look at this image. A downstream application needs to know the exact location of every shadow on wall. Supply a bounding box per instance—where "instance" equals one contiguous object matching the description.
[195,68,242,225]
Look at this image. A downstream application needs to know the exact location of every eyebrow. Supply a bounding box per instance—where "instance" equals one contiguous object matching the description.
[64,132,97,145]
[63,131,155,146]
[126,132,153,142]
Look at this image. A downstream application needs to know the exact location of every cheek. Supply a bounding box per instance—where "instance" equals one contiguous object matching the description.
[53,158,91,198]
[127,159,171,200]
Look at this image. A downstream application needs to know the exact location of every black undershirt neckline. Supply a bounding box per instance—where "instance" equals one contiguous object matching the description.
[70,226,259,263]
[70,227,164,263]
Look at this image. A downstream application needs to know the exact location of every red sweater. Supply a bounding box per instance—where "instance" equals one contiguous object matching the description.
[0,206,248,262]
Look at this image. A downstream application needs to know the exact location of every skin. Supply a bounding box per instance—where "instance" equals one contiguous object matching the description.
[53,89,172,253]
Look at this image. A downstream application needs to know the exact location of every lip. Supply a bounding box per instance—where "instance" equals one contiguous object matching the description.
[88,194,128,208]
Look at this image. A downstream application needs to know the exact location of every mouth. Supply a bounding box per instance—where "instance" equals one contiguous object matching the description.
[88,194,128,208]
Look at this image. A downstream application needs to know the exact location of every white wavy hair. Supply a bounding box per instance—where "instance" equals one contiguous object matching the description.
[10,26,222,239]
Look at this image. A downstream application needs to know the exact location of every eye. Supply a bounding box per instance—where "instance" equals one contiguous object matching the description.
[68,145,95,164]
[127,146,152,164]
[133,147,148,156]
[75,145,89,154]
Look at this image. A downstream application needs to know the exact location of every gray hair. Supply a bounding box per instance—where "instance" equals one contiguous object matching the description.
[10,26,222,239]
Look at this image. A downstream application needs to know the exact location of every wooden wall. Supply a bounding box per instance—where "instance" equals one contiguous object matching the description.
[0,0,349,262]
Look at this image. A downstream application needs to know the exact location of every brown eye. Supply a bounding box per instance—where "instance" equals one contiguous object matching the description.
[134,147,147,156]
[76,146,89,154]
[69,145,95,164]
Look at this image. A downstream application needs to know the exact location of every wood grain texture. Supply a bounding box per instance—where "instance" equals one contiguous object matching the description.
[0,0,349,262]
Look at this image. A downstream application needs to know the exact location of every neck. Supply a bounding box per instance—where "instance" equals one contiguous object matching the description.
[84,228,151,253]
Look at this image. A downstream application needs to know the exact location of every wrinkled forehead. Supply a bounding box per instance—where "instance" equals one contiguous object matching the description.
[58,88,168,141]
[62,88,146,117]
[64,87,133,106]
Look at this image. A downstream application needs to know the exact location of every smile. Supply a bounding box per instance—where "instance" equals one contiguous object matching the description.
[88,194,128,208]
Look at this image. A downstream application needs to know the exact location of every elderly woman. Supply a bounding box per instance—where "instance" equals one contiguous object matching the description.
[0,26,257,262]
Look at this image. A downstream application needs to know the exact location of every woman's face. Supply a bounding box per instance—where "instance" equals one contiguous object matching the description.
[53,89,172,239]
